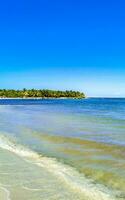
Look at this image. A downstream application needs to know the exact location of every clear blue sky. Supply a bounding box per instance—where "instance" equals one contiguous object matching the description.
[0,0,125,97]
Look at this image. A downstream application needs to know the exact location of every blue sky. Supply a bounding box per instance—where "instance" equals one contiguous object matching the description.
[0,0,125,97]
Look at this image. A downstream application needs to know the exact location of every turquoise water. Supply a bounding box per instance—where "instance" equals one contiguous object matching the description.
[0,98,125,199]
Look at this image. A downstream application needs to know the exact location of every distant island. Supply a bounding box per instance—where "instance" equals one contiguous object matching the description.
[0,89,85,99]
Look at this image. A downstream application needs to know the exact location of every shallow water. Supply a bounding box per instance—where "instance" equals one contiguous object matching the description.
[0,98,125,199]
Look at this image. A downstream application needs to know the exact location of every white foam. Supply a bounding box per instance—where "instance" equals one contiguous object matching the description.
[22,186,42,191]
[0,185,11,200]
[0,135,119,200]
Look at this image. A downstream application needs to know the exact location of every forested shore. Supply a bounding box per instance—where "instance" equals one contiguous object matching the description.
[0,89,85,99]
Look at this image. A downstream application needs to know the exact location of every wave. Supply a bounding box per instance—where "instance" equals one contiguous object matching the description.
[0,134,121,200]
[0,185,11,200]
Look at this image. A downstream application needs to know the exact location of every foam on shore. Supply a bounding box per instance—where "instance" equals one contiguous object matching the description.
[0,185,11,200]
[0,134,121,200]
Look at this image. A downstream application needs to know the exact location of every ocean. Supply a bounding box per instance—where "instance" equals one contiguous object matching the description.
[0,98,125,200]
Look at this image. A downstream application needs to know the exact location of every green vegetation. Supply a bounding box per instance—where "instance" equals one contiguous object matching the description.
[0,89,85,99]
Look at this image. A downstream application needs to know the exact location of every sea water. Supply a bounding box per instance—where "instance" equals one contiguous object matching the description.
[0,98,125,200]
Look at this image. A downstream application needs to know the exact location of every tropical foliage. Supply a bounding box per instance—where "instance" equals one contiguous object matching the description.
[0,89,85,98]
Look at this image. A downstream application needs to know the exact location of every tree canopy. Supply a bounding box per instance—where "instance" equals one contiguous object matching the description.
[0,89,85,99]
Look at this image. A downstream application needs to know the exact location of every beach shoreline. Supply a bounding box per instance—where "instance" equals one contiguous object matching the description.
[0,97,85,100]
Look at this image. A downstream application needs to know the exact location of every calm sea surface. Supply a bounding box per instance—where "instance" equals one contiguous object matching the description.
[0,98,125,200]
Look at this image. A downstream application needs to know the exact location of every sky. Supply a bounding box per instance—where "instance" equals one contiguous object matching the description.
[0,0,125,97]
